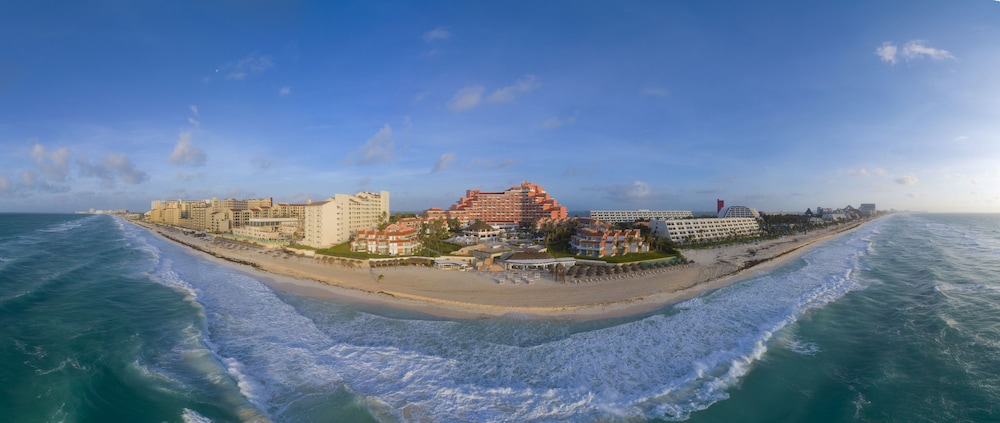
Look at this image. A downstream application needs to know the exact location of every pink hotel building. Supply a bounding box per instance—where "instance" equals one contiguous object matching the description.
[423,181,567,225]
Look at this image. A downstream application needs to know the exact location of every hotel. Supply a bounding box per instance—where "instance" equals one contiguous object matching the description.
[717,205,760,219]
[570,226,649,258]
[424,181,566,226]
[588,209,694,223]
[302,191,390,248]
[351,224,421,256]
[650,218,762,244]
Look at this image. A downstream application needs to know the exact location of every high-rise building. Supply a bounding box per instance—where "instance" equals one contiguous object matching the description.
[302,191,390,248]
[718,205,760,219]
[588,210,693,223]
[651,218,762,244]
[428,181,566,225]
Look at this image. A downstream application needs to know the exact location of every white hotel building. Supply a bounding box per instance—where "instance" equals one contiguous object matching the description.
[650,218,762,244]
[302,191,390,249]
[588,209,694,223]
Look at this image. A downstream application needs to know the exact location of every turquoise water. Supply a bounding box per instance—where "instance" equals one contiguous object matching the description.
[2,213,999,422]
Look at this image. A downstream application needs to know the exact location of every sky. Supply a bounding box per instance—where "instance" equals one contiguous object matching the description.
[2,0,1000,214]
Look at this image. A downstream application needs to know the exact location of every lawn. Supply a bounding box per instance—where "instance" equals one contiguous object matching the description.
[315,242,392,259]
[546,243,677,263]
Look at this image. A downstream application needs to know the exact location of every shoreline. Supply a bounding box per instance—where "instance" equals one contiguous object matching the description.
[130,219,872,320]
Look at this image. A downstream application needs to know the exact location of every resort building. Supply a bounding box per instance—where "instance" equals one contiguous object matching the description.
[717,205,760,219]
[272,202,310,220]
[500,251,576,271]
[302,191,390,248]
[650,218,762,244]
[463,221,502,243]
[859,203,877,216]
[209,211,231,233]
[425,181,566,225]
[588,209,694,223]
[351,223,420,256]
[231,218,301,245]
[570,226,649,258]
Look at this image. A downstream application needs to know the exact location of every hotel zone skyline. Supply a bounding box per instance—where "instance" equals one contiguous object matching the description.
[3,1,1000,214]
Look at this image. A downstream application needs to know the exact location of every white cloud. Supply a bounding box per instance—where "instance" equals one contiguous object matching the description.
[188,117,201,127]
[423,27,451,42]
[448,85,485,112]
[431,153,455,172]
[895,175,918,185]
[78,153,149,187]
[22,172,68,194]
[902,40,954,61]
[30,143,71,182]
[105,153,148,184]
[356,125,394,164]
[168,132,207,166]
[542,110,580,129]
[582,180,662,203]
[486,75,540,104]
[190,105,199,115]
[875,42,899,64]
[642,87,669,97]
[876,40,954,65]
[448,75,541,112]
[0,174,11,195]
[412,91,431,104]
[626,180,651,200]
[279,86,291,96]
[224,52,274,80]
[849,168,887,177]
[464,158,517,170]
[176,172,205,182]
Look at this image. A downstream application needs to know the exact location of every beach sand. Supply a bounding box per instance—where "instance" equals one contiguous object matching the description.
[131,219,870,320]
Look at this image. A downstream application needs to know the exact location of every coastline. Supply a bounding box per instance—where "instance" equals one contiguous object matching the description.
[130,219,872,320]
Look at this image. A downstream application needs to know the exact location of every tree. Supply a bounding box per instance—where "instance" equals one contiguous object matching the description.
[447,217,462,233]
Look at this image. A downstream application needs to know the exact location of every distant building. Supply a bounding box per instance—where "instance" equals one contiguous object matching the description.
[859,203,876,216]
[718,205,760,219]
[351,223,420,256]
[650,218,762,244]
[302,191,390,248]
[588,209,694,223]
[425,181,566,225]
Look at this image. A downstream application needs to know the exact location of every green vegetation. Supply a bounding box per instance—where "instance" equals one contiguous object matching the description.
[545,241,676,263]
[315,242,392,259]
[415,219,465,257]
[389,211,418,223]
[416,240,463,257]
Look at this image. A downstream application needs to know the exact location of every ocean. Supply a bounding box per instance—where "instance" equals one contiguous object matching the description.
[2,213,999,422]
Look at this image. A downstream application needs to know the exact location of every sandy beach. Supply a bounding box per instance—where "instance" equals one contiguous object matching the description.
[131,219,871,320]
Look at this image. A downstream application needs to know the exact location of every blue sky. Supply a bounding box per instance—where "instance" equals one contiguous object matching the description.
[2,1,999,213]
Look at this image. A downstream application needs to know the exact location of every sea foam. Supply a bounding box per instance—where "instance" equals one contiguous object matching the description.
[124,217,884,422]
